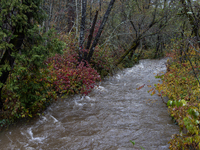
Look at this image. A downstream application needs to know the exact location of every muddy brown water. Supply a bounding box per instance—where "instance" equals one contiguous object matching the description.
[0,58,179,150]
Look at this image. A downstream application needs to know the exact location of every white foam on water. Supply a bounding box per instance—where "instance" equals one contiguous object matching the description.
[127,68,134,73]
[159,145,169,150]
[50,115,58,123]
[94,85,107,92]
[138,63,144,69]
[49,114,64,128]
[59,137,71,141]
[86,96,96,101]
[85,96,91,100]
[116,74,121,79]
[20,131,25,136]
[27,128,46,143]
[80,95,91,100]
[25,147,35,150]
[80,96,84,100]
[99,86,107,91]
[41,116,47,121]
[36,116,48,125]
[74,100,83,106]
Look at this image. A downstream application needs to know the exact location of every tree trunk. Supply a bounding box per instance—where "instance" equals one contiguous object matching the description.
[0,32,25,109]
[87,0,116,62]
[154,35,160,58]
[75,0,79,36]
[79,0,87,62]
[115,40,140,65]
[84,11,98,60]
[67,0,75,32]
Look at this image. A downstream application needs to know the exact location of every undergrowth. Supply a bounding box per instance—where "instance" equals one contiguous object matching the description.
[0,33,117,129]
[149,47,200,149]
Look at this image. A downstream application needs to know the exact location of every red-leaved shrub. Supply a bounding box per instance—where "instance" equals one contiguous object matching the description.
[46,51,101,96]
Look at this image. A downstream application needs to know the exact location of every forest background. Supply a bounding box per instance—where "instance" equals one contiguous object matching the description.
[0,0,200,149]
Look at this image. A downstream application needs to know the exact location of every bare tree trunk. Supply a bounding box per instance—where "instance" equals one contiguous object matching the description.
[115,39,140,65]
[154,35,160,58]
[84,11,98,60]
[87,0,116,62]
[75,0,79,36]
[89,0,92,23]
[86,11,99,50]
[67,0,75,32]
[99,0,101,11]
[79,0,87,61]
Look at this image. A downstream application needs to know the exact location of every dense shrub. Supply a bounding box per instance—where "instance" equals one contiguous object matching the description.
[90,45,115,77]
[58,33,116,78]
[149,48,200,149]
[46,51,101,96]
[0,28,65,128]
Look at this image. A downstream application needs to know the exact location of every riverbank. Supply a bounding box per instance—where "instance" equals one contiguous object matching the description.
[150,49,200,149]
[0,58,179,150]
[0,34,141,129]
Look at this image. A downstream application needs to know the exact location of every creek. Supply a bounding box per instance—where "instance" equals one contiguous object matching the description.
[0,58,179,150]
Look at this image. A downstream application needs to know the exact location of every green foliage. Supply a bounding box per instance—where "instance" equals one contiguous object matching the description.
[121,53,140,68]
[130,140,135,146]
[1,28,64,125]
[0,0,65,128]
[130,140,145,150]
[167,99,187,107]
[149,48,200,149]
[90,45,116,77]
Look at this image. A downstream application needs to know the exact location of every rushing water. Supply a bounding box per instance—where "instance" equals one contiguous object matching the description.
[0,58,179,150]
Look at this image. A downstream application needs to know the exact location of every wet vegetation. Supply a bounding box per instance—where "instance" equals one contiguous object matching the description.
[149,44,200,149]
[1,0,200,149]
